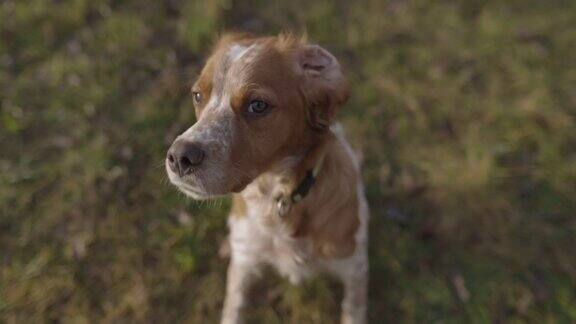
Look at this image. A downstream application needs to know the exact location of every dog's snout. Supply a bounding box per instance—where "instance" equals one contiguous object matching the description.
[167,140,206,177]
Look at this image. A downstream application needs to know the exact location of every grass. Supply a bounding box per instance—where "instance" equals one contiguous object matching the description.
[1,0,575,322]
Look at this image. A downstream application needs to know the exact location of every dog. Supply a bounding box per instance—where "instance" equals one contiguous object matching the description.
[166,33,369,324]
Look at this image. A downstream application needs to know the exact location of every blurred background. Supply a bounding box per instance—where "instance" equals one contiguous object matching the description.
[1,0,576,322]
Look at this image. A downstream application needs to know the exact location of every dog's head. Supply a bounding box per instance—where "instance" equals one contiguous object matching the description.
[166,34,348,199]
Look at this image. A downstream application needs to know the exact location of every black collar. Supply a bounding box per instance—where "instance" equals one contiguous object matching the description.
[290,155,325,203]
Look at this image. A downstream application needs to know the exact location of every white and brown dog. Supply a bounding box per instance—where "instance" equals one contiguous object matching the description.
[166,33,369,324]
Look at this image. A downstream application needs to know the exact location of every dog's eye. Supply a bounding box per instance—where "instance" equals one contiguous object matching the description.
[192,91,202,105]
[246,100,269,115]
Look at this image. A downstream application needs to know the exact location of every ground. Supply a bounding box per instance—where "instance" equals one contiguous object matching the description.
[1,0,575,322]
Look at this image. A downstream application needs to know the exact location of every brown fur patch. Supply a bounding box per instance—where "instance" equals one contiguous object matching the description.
[286,134,360,258]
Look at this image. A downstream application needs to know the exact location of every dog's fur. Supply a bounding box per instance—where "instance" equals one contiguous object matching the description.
[166,33,369,324]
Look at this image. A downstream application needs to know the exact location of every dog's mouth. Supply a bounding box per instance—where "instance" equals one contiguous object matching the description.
[174,180,215,200]
[166,165,225,200]
[165,159,232,200]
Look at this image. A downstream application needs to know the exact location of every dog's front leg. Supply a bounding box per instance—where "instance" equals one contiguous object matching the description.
[221,259,257,324]
[341,256,368,324]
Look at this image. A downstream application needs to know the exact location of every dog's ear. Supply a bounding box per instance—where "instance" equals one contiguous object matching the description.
[298,44,349,131]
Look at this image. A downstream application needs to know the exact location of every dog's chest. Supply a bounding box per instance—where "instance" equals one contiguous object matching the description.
[228,177,318,283]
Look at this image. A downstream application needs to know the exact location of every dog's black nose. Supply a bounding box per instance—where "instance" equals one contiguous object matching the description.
[167,140,205,177]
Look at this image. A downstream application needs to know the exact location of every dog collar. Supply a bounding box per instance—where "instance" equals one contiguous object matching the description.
[290,155,325,203]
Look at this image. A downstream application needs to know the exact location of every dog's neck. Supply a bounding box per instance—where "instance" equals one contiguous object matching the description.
[240,132,331,215]
[268,132,331,199]
[237,126,360,258]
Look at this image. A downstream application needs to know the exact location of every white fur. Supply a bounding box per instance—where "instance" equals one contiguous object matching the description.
[228,44,259,63]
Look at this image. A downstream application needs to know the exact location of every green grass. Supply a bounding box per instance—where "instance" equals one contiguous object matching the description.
[1,0,576,322]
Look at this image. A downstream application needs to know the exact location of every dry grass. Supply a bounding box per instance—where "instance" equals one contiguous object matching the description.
[1,0,575,322]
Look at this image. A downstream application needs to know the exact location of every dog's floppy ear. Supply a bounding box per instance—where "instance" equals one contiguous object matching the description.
[298,44,349,131]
